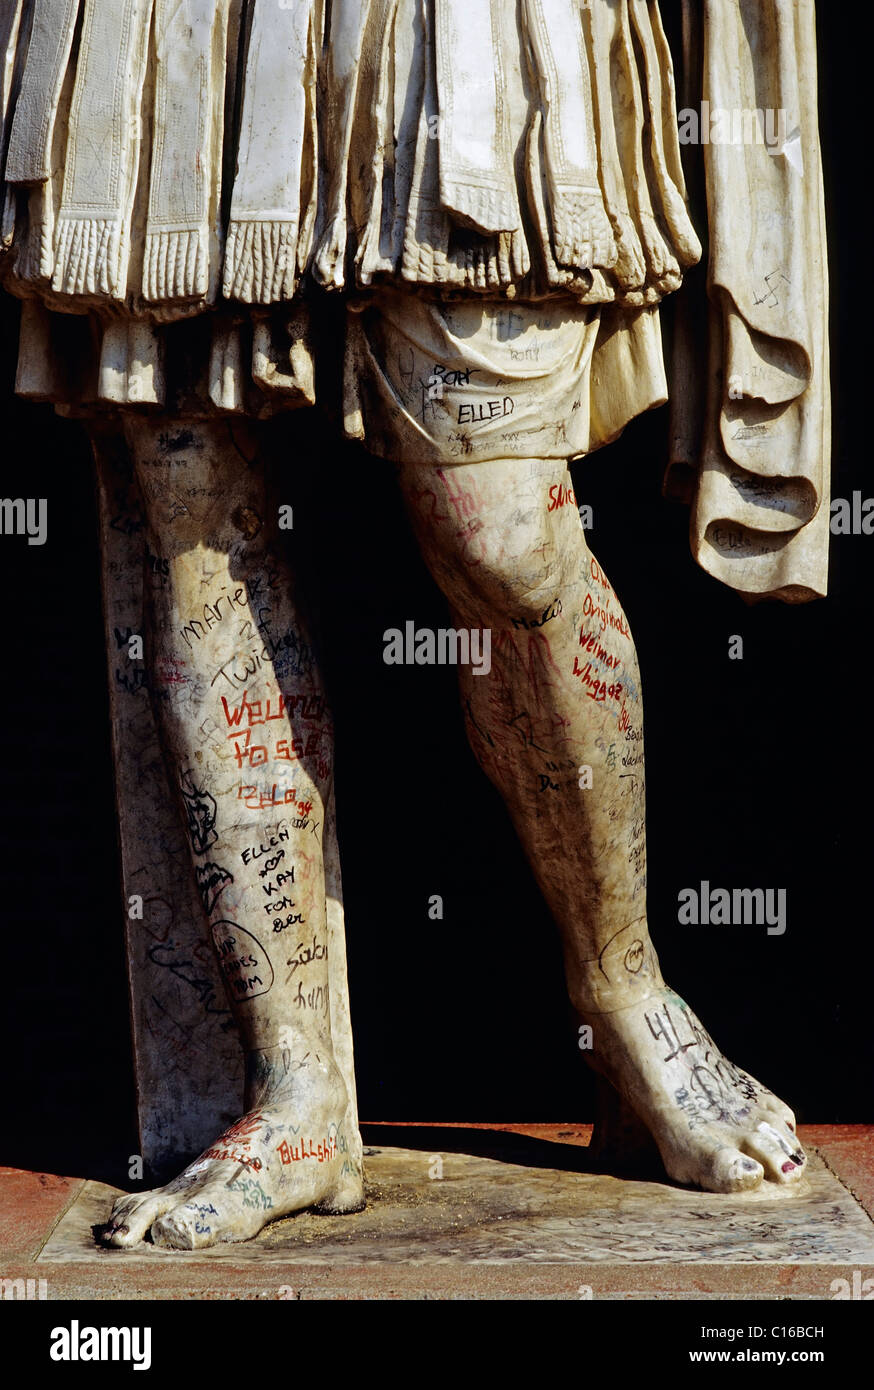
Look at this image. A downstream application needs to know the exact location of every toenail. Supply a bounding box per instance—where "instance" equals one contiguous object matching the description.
[791,1151,805,1164]
[742,1160,758,1171]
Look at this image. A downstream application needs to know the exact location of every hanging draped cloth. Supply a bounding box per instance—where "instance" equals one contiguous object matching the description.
[667,0,830,601]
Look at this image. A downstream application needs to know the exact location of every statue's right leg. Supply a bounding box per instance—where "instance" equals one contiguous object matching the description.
[99,414,364,1249]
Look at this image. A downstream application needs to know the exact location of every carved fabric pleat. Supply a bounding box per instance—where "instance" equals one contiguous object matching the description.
[5,0,80,185]
[143,0,229,303]
[223,0,320,303]
[340,0,699,302]
[0,0,26,249]
[52,0,154,298]
[4,0,695,307]
[3,0,320,309]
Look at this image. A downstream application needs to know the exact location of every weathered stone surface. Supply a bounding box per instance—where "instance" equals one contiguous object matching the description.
[94,434,243,1170]
[40,1140,874,1269]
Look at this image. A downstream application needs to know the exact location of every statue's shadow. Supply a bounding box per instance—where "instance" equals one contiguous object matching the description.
[359,1123,664,1183]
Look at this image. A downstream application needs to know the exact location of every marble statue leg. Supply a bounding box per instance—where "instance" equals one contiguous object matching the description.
[101,414,364,1249]
[91,419,245,1170]
[399,455,807,1195]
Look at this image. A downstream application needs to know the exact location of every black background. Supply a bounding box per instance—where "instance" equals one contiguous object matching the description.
[0,6,868,1187]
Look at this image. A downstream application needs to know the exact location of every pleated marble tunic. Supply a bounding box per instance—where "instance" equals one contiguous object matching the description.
[0,0,831,601]
[2,0,319,311]
[340,0,701,304]
[336,0,705,470]
[0,1,697,340]
[1,0,323,413]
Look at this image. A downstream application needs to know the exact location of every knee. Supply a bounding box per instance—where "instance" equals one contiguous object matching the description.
[428,490,586,621]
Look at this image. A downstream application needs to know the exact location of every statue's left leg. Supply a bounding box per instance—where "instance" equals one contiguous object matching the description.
[398,454,806,1194]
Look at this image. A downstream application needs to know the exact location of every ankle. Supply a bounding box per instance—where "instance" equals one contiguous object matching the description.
[570,921,664,1016]
[244,1043,345,1109]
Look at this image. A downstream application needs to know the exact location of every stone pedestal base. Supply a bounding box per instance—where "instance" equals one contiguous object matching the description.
[21,1125,874,1299]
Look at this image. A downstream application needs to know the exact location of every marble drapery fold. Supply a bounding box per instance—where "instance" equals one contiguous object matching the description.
[3,0,319,308]
[143,0,230,303]
[329,0,700,301]
[0,0,27,248]
[5,0,79,188]
[521,0,614,272]
[432,0,521,237]
[4,0,698,308]
[667,0,830,602]
[50,0,153,298]
[223,0,321,303]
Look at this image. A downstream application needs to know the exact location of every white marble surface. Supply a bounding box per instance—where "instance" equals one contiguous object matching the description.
[39,1144,874,1266]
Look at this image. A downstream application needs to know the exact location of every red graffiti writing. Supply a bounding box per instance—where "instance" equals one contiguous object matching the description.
[276,1136,337,1165]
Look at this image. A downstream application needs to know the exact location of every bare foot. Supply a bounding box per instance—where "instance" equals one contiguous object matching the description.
[101,1055,363,1248]
[586,986,806,1194]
